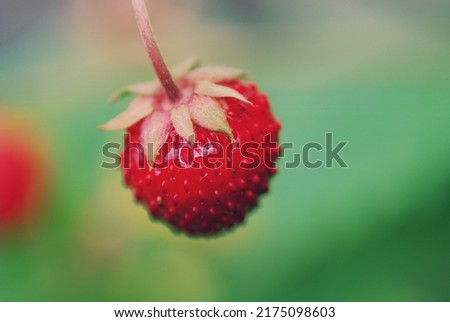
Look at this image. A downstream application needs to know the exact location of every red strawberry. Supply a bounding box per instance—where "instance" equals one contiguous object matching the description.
[0,111,46,233]
[99,0,281,235]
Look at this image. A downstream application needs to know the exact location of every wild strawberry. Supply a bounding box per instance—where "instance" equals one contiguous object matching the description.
[99,0,281,235]
[0,111,46,233]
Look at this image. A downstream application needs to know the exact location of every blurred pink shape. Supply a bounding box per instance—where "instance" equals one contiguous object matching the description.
[0,111,48,233]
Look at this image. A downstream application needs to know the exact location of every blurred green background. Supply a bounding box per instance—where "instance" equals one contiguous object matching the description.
[1,0,449,301]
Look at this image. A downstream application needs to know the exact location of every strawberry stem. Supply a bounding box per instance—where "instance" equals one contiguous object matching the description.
[131,0,181,102]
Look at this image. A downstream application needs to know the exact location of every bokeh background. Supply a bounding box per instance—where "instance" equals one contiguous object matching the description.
[1,0,449,301]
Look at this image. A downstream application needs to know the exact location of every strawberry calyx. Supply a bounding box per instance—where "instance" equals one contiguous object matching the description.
[99,60,252,165]
[99,0,253,165]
